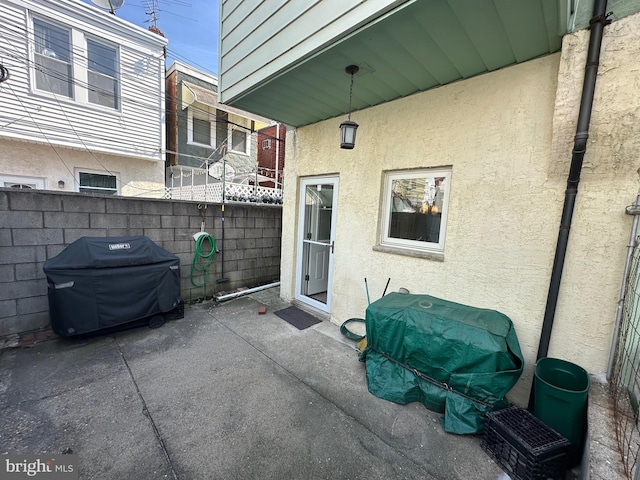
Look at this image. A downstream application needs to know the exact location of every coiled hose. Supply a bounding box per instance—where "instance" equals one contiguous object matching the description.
[190,233,217,287]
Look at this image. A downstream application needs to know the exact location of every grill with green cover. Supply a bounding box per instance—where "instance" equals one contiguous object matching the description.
[359,292,524,434]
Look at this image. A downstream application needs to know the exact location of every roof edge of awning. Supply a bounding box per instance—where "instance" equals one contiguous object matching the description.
[182,81,273,129]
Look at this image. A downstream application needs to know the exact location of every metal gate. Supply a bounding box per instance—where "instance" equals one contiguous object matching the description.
[611,234,640,479]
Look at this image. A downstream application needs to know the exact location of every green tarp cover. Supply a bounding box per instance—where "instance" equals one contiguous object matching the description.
[359,292,523,434]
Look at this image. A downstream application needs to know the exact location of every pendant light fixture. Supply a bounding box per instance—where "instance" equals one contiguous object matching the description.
[339,65,359,149]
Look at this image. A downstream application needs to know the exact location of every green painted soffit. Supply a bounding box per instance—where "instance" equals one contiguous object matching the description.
[570,0,640,31]
[223,0,640,127]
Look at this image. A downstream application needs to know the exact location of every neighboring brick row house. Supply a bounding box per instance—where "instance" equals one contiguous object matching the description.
[256,123,286,190]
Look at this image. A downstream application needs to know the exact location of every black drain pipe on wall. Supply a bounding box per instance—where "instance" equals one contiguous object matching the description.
[534,1,611,366]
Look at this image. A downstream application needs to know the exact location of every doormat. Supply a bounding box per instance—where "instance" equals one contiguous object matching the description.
[274,306,322,330]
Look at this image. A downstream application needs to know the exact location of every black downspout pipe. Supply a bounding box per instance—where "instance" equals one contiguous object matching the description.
[533,1,611,366]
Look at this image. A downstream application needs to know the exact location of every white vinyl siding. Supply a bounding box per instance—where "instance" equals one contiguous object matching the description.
[0,0,167,161]
[219,0,405,103]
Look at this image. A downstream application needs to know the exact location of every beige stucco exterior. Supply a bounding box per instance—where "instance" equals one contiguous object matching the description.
[281,12,640,405]
[0,138,166,198]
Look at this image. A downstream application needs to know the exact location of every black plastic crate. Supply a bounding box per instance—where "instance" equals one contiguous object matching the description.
[482,406,570,480]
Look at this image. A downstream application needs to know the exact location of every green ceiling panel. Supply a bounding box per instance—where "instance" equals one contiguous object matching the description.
[385,15,462,86]
[227,0,571,127]
[570,0,640,31]
[494,0,557,62]
[412,1,489,78]
[447,0,516,71]
[383,23,449,88]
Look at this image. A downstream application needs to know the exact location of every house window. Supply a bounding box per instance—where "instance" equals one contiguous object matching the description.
[380,168,451,254]
[193,117,211,145]
[0,175,44,189]
[31,17,122,110]
[231,128,247,154]
[78,171,118,195]
[261,139,271,149]
[87,39,119,109]
[33,19,73,97]
[187,109,215,147]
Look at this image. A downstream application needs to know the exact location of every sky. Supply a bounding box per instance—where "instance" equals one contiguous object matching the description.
[82,0,219,76]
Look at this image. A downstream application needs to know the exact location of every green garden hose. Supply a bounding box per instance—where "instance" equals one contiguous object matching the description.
[340,318,366,341]
[190,233,217,287]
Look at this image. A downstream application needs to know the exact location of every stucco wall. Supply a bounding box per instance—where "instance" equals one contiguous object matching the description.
[0,138,166,198]
[548,13,640,372]
[281,12,640,406]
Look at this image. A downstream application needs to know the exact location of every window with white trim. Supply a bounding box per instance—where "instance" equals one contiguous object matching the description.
[31,16,120,110]
[87,38,119,109]
[77,171,118,195]
[0,175,45,189]
[33,18,73,97]
[230,127,248,154]
[380,168,451,254]
[187,108,215,147]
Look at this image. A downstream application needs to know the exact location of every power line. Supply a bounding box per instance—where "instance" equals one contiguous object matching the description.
[1,22,271,129]
[1,26,280,142]
[3,82,80,188]
[0,5,284,196]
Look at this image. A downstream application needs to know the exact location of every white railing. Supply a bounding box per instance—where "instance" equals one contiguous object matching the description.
[164,183,282,204]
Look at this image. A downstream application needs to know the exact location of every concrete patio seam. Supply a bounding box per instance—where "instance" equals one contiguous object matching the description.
[116,343,179,480]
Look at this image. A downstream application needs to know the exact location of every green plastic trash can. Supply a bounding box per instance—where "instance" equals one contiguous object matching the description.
[534,357,590,466]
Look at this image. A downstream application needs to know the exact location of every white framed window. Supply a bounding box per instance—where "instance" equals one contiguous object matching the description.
[33,18,73,98]
[87,38,119,109]
[31,16,120,110]
[380,168,451,254]
[230,127,248,154]
[187,108,215,147]
[261,138,271,150]
[77,170,118,195]
[0,175,45,189]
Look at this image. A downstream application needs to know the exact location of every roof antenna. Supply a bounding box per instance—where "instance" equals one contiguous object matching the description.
[90,0,125,15]
[145,0,165,37]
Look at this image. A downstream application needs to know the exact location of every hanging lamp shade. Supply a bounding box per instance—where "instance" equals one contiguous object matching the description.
[339,120,358,149]
[340,64,359,149]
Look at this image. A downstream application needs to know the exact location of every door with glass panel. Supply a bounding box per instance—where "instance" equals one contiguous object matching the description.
[296,177,338,313]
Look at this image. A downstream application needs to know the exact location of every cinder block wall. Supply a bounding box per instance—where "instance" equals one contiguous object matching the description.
[0,189,282,336]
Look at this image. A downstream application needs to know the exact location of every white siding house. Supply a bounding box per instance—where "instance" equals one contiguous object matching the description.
[0,0,168,197]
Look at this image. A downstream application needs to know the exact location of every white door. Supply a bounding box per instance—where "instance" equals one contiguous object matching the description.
[296,177,338,313]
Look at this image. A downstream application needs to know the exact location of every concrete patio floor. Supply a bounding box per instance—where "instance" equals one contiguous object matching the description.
[0,287,551,479]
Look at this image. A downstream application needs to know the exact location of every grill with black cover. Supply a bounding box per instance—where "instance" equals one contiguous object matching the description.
[44,236,182,336]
